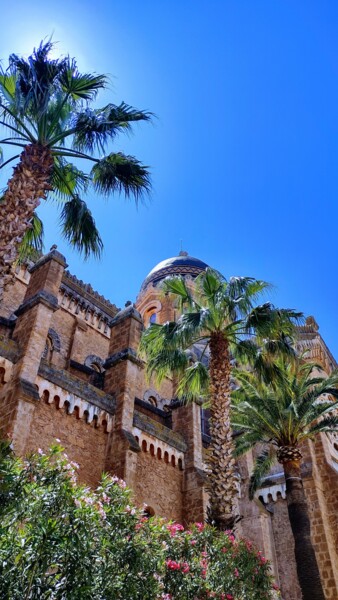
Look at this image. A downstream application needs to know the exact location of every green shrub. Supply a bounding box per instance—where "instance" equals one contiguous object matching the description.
[0,442,279,599]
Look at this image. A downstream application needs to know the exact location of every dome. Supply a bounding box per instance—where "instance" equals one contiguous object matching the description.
[140,251,209,292]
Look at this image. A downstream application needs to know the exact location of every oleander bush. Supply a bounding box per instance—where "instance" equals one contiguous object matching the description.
[0,442,279,599]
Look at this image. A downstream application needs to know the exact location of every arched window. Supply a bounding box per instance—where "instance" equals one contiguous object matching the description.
[148,395,157,407]
[42,336,53,363]
[144,307,157,327]
[84,355,104,372]
[41,329,61,364]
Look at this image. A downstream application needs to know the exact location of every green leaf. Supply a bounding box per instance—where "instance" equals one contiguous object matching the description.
[92,152,151,200]
[59,196,103,259]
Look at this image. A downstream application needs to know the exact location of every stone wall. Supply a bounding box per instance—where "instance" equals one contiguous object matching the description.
[133,448,183,521]
[25,398,111,487]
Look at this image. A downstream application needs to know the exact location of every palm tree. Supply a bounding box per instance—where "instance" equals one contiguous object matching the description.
[140,268,301,530]
[0,41,151,298]
[231,358,338,600]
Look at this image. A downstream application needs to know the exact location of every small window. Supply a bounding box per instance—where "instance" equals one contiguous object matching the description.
[42,337,53,363]
[145,307,158,327]
[148,396,157,407]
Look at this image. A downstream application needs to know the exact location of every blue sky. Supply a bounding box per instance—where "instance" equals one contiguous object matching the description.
[1,1,338,357]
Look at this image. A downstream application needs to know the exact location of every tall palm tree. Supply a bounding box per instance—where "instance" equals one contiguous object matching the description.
[140,268,301,530]
[0,41,151,298]
[231,358,338,600]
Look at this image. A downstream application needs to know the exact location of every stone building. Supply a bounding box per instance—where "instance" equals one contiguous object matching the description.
[0,247,337,600]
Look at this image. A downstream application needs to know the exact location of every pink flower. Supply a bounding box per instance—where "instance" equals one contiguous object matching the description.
[190,539,197,545]
[166,559,181,570]
[166,523,185,537]
[234,568,239,578]
[226,595,234,600]
[195,522,204,532]
[181,562,190,573]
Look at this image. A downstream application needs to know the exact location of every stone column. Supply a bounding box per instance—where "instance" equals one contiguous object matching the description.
[103,305,143,485]
[0,249,67,453]
[171,401,206,524]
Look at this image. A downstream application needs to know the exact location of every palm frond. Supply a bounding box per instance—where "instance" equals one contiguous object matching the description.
[72,103,152,153]
[51,157,89,200]
[161,276,194,306]
[308,415,338,435]
[139,321,179,357]
[92,152,151,200]
[146,348,189,384]
[249,449,276,500]
[16,212,44,263]
[59,196,103,259]
[9,40,68,118]
[176,361,209,401]
[59,60,107,100]
[196,268,224,301]
[0,73,17,102]
[232,431,264,457]
[229,276,269,298]
[232,339,259,363]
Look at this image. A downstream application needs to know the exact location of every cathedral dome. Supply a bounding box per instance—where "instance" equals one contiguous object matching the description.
[140,251,209,292]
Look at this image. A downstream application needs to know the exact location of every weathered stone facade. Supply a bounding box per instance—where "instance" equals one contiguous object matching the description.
[0,249,337,599]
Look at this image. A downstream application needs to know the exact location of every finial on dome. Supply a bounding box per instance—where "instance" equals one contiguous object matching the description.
[179,250,188,257]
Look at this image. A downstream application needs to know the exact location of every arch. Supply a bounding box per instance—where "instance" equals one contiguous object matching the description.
[0,367,5,386]
[164,451,169,464]
[178,458,183,471]
[84,354,105,372]
[143,389,161,406]
[142,439,148,452]
[54,395,61,409]
[157,447,162,460]
[148,396,157,407]
[143,505,155,517]
[48,329,61,352]
[42,337,53,362]
[171,455,176,467]
[42,389,50,403]
[150,443,155,456]
[142,300,162,327]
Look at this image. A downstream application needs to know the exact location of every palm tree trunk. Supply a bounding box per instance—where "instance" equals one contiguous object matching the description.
[208,333,237,530]
[283,459,325,600]
[0,144,53,301]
